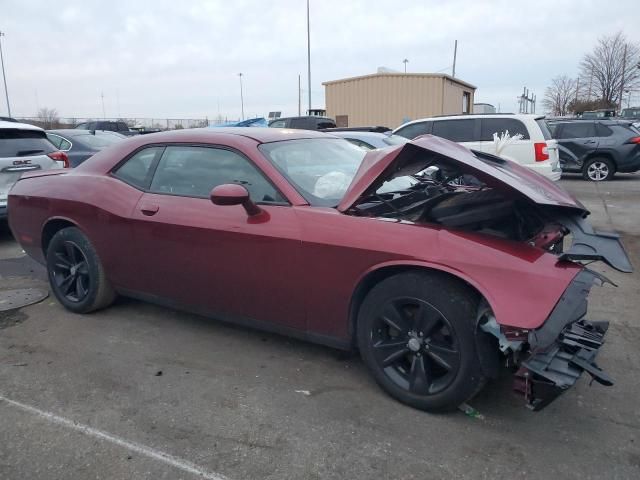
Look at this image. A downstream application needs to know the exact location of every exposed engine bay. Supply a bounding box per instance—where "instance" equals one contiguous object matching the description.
[346,150,633,273]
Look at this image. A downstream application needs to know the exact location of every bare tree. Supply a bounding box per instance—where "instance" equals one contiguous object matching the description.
[37,107,60,129]
[579,32,640,107]
[543,75,577,116]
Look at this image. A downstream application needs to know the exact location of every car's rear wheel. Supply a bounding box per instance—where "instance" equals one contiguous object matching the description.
[583,157,615,181]
[357,272,486,412]
[46,227,116,313]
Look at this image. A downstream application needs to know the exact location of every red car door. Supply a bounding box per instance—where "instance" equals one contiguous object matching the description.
[126,145,306,331]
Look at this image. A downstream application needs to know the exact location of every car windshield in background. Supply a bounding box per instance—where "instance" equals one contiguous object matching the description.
[0,129,57,158]
[259,138,366,207]
[75,134,122,149]
[383,134,409,146]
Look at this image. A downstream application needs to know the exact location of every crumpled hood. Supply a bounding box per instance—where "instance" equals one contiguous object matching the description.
[337,135,586,213]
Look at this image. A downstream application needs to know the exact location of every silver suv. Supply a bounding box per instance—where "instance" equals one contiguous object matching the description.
[0,121,68,219]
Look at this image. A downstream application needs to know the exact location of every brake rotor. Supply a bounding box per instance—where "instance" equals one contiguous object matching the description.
[0,288,49,311]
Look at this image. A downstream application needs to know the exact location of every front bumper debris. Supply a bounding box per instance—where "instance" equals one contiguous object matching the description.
[513,269,617,411]
[514,319,613,411]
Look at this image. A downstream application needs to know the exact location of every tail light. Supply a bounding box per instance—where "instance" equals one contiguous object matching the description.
[534,142,549,162]
[627,137,640,144]
[48,151,70,168]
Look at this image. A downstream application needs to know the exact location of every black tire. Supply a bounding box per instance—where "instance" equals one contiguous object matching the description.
[46,227,116,313]
[582,157,615,181]
[357,272,486,412]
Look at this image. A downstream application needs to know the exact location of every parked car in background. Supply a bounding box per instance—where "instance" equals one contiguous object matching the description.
[75,120,139,136]
[621,107,640,129]
[46,129,127,167]
[393,114,562,181]
[268,116,336,130]
[211,118,268,128]
[546,119,640,181]
[580,109,616,119]
[328,130,408,150]
[0,120,68,219]
[8,128,632,412]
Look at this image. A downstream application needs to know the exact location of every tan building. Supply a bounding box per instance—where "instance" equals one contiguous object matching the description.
[323,73,476,128]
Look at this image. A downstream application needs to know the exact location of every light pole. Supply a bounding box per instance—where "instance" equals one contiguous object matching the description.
[0,31,11,117]
[402,59,409,73]
[238,73,244,121]
[306,0,311,114]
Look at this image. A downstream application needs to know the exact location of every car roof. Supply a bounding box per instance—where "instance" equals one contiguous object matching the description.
[0,120,44,131]
[112,127,334,144]
[395,114,544,130]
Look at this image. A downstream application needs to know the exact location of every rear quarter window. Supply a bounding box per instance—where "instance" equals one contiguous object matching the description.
[0,129,57,158]
[480,118,530,140]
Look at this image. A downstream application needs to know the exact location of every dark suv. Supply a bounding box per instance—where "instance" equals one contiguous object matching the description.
[268,116,336,130]
[546,119,640,181]
[75,120,138,136]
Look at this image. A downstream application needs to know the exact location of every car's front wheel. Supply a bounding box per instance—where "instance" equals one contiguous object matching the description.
[46,226,116,313]
[357,272,486,412]
[583,157,615,181]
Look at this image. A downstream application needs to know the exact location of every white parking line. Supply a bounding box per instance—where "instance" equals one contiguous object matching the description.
[0,394,229,480]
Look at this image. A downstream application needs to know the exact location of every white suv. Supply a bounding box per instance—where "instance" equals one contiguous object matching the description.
[0,120,68,219]
[393,114,561,181]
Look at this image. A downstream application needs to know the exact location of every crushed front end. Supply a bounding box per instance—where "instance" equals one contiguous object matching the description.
[481,270,617,411]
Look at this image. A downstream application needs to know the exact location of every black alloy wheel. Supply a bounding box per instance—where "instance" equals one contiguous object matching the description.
[51,240,90,303]
[371,297,460,396]
[46,226,116,313]
[357,272,487,412]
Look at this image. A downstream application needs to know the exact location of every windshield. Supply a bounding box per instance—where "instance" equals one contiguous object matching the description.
[259,138,366,206]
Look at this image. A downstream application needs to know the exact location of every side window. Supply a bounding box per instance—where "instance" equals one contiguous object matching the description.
[316,119,336,129]
[557,122,596,139]
[113,147,164,189]
[480,118,530,140]
[47,134,64,149]
[149,146,286,203]
[395,121,431,139]
[290,118,310,129]
[432,119,476,142]
[59,139,72,151]
[596,123,613,137]
[117,122,129,132]
[270,120,286,128]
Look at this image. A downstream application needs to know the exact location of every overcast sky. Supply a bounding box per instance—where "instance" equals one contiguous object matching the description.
[2,0,639,122]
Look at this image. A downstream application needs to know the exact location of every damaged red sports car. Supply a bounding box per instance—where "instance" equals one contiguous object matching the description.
[8,128,633,412]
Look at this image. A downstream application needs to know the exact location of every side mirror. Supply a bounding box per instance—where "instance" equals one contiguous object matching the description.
[210,184,262,216]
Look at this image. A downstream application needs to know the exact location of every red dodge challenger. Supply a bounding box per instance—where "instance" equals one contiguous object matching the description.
[8,128,632,412]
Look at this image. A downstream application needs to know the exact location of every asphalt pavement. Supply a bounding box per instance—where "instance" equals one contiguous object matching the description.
[1,174,639,480]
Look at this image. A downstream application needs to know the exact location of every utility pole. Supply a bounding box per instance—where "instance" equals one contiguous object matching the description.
[619,43,628,114]
[452,40,458,78]
[403,59,408,73]
[306,0,312,114]
[101,92,106,118]
[238,73,244,121]
[298,74,301,116]
[0,31,11,117]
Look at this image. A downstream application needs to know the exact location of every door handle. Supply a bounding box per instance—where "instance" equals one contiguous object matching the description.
[140,204,159,216]
[585,140,597,144]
